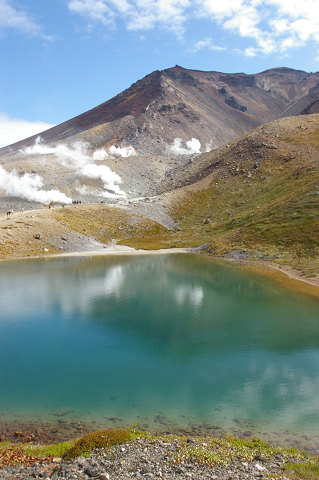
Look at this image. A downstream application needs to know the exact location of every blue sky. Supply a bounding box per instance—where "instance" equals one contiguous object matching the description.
[0,0,318,147]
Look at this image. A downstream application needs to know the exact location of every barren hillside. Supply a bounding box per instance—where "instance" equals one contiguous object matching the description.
[1,66,319,157]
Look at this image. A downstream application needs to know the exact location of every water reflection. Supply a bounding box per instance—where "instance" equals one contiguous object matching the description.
[1,255,319,355]
[174,285,204,307]
[0,254,319,443]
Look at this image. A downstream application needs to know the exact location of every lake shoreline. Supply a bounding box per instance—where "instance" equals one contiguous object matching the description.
[1,416,319,456]
[2,244,318,294]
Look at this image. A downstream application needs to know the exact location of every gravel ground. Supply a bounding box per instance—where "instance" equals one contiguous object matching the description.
[0,437,299,480]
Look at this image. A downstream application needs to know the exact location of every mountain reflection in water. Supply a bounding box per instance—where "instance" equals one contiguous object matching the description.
[0,254,319,448]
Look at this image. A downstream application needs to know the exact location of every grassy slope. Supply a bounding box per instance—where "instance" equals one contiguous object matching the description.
[53,204,167,245]
[122,115,319,276]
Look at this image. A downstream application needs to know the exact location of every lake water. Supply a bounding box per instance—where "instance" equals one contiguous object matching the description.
[0,254,319,451]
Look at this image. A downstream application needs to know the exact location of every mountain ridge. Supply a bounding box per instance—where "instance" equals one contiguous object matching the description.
[1,65,319,156]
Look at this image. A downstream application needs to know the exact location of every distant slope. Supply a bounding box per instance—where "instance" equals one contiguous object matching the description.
[1,66,319,156]
[281,83,319,117]
[124,114,319,276]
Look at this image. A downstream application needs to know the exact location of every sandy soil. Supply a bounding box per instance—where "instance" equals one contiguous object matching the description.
[46,246,190,258]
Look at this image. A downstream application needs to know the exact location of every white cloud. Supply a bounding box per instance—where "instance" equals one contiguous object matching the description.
[244,46,257,57]
[0,0,53,39]
[68,0,190,36]
[68,0,319,55]
[197,0,319,55]
[192,37,226,52]
[0,114,55,148]
[68,0,116,27]
[0,0,39,34]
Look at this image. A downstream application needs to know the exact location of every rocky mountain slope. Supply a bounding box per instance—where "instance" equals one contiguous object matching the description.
[1,66,319,157]
[280,82,319,117]
[122,113,319,278]
[1,113,318,280]
[1,66,319,219]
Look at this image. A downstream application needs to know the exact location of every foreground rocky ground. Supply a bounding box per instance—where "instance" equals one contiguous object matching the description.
[0,435,314,480]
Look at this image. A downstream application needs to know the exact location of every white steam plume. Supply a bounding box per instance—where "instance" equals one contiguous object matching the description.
[205,141,214,152]
[92,148,109,161]
[21,138,126,197]
[92,145,136,161]
[76,185,122,199]
[169,138,201,155]
[109,145,136,157]
[0,166,72,204]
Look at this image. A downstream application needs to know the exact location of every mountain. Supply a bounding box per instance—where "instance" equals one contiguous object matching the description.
[280,82,319,117]
[122,113,319,277]
[1,66,319,156]
[1,113,318,280]
[0,66,318,278]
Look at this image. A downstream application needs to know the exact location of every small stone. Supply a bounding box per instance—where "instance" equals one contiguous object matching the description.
[175,466,185,474]
[255,463,267,472]
[98,474,110,480]
[33,233,41,239]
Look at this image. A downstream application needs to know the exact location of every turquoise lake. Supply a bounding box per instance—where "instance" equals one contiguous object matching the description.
[0,254,319,450]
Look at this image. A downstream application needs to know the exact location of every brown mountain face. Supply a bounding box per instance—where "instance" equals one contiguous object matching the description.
[280,82,319,117]
[1,66,319,156]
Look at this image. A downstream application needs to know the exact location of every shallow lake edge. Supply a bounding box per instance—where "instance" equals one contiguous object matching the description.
[1,246,318,299]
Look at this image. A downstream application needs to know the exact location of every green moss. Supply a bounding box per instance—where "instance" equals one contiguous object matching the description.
[284,459,319,479]
[25,441,75,458]
[171,435,281,467]
[64,428,143,460]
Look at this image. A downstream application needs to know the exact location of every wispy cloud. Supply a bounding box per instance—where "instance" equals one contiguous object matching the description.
[0,114,55,148]
[68,0,190,37]
[0,0,52,39]
[192,38,226,53]
[68,0,116,27]
[67,0,319,56]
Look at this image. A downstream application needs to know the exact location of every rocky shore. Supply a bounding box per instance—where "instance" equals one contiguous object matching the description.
[0,435,309,480]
